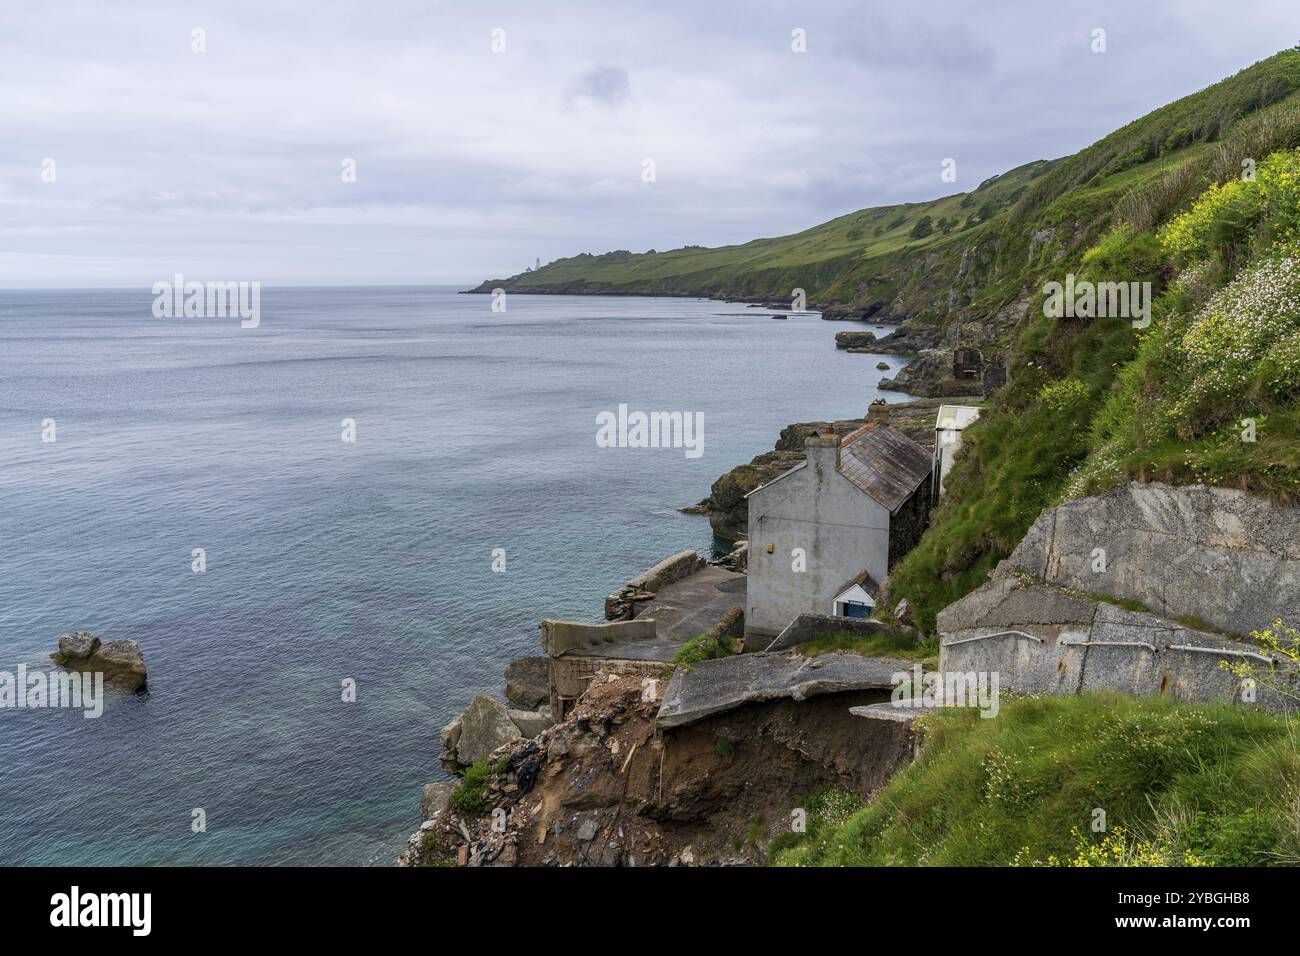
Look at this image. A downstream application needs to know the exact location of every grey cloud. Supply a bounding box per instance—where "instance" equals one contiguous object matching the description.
[564,65,632,109]
[1,0,1298,287]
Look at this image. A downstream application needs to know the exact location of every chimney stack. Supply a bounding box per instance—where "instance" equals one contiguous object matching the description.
[804,431,840,474]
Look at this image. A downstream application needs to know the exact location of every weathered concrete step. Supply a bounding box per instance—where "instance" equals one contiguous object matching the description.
[849,701,942,724]
[657,651,903,729]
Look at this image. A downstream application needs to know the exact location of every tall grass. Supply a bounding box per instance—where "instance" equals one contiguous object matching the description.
[773,693,1300,867]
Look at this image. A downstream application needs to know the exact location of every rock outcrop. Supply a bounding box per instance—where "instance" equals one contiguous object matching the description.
[441,692,556,773]
[49,631,147,692]
[1002,482,1300,638]
[835,317,942,355]
[504,656,549,710]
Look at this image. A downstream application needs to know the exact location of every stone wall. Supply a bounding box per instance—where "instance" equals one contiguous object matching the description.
[604,549,706,621]
[539,618,657,657]
[887,474,933,570]
[938,574,1299,713]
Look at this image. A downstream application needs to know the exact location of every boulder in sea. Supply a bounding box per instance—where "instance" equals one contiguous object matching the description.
[504,656,550,710]
[50,631,147,692]
[441,694,521,772]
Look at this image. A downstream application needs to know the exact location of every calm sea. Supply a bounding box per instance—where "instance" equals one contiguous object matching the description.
[0,286,905,865]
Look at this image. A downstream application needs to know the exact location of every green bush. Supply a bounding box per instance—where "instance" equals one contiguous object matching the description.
[671,632,733,668]
[450,760,491,816]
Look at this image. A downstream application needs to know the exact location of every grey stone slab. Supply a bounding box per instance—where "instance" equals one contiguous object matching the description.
[1004,482,1300,637]
[849,701,938,723]
[656,651,904,729]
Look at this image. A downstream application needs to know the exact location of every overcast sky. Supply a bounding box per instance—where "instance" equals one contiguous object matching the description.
[2,1,1297,288]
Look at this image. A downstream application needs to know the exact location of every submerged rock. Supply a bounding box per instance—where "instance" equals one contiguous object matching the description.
[50,631,147,692]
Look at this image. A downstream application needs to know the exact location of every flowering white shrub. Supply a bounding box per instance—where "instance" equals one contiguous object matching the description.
[1175,255,1300,417]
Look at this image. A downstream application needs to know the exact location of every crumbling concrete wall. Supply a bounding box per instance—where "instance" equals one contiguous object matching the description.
[604,549,707,621]
[539,618,656,657]
[938,575,1299,713]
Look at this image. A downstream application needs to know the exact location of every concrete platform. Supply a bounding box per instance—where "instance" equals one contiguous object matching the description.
[657,651,905,729]
[635,565,746,641]
[560,633,684,662]
[849,700,941,724]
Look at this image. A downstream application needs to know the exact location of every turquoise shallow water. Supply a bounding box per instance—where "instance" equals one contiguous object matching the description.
[0,286,904,865]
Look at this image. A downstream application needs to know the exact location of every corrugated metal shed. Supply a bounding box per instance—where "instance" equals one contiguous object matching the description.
[836,422,933,512]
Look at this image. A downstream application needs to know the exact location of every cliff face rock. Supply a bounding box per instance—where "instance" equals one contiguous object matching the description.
[1004,482,1300,638]
[413,671,916,867]
[49,632,147,692]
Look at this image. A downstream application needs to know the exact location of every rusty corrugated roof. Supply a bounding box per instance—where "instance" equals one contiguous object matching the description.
[837,422,932,512]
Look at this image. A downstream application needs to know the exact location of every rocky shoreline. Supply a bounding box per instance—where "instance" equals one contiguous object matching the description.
[405,393,973,864]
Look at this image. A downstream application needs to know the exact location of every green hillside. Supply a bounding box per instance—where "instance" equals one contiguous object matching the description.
[472,159,1052,311]
[474,48,1300,327]
[890,48,1300,633]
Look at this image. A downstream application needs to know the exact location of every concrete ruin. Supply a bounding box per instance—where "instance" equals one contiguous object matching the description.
[542,550,748,718]
[657,650,905,729]
[937,481,1300,713]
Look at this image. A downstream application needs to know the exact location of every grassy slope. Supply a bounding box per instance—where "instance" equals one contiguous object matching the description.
[888,50,1300,632]
[772,693,1300,867]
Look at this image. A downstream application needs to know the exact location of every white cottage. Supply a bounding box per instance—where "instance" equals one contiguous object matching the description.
[744,423,933,639]
[933,404,981,499]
